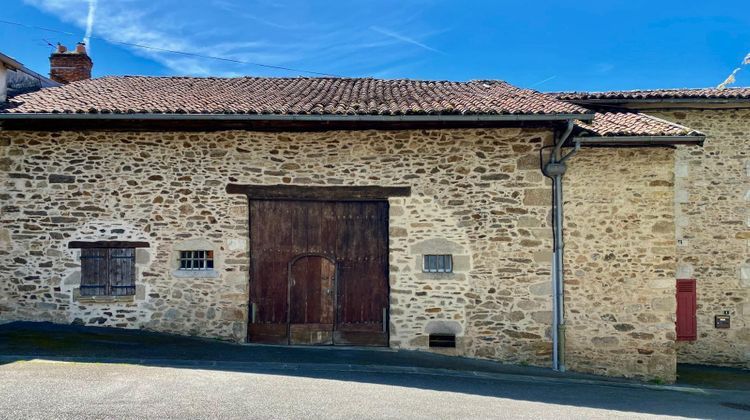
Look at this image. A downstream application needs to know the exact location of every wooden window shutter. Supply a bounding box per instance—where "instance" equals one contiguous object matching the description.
[80,248,108,296]
[108,248,136,296]
[676,279,697,341]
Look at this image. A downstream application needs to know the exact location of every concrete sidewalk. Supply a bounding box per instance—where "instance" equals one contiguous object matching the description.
[0,321,746,393]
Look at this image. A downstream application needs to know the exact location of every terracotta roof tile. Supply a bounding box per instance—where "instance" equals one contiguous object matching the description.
[557,87,750,101]
[3,76,590,116]
[575,112,703,137]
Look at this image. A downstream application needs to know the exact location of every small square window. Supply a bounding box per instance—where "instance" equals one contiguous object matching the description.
[423,254,453,273]
[179,250,214,271]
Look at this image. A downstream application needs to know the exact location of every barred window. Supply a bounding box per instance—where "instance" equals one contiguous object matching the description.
[423,254,453,273]
[179,250,214,271]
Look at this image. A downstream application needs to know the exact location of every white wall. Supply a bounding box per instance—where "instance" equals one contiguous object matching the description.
[0,65,8,103]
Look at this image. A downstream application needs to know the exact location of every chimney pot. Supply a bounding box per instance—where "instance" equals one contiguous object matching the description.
[56,43,68,53]
[75,42,87,54]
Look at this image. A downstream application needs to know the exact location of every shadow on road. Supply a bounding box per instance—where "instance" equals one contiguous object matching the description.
[1,321,748,418]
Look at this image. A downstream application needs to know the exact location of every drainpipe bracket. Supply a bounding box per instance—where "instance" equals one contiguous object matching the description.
[543,162,567,177]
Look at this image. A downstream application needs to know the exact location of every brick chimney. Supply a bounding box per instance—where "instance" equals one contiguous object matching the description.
[49,42,92,84]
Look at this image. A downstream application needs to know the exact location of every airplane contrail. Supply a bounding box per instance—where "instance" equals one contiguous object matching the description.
[83,0,98,52]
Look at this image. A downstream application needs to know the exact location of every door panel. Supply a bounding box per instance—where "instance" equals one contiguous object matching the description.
[289,255,336,345]
[335,201,389,344]
[289,324,333,345]
[248,200,290,343]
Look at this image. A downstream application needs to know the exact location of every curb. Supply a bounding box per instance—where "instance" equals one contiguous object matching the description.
[0,354,726,395]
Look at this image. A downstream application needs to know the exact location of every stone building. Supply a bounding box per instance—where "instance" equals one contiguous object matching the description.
[560,89,750,370]
[0,47,729,382]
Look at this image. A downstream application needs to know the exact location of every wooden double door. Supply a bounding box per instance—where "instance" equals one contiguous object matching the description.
[248,200,389,346]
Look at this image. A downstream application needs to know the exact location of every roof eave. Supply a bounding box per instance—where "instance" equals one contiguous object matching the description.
[570,135,705,146]
[566,98,750,109]
[0,52,23,71]
[0,112,595,122]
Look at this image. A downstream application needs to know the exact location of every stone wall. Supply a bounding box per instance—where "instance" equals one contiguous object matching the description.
[651,109,750,369]
[564,148,678,382]
[0,128,678,379]
[0,128,554,355]
[0,132,250,340]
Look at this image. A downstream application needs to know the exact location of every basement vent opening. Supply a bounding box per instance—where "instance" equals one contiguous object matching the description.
[429,333,456,348]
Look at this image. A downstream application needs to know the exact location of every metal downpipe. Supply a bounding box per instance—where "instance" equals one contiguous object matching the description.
[553,174,565,371]
[544,120,577,372]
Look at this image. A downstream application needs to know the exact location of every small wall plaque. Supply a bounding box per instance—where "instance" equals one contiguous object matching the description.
[715,315,730,329]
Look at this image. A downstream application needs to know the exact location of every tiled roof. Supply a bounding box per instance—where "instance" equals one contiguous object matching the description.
[3,76,590,116]
[557,87,750,101]
[575,112,703,137]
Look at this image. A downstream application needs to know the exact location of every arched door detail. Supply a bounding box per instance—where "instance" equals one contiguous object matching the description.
[288,254,336,345]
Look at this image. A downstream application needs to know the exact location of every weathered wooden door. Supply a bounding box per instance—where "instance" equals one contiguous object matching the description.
[248,199,389,346]
[332,201,389,346]
[289,255,336,345]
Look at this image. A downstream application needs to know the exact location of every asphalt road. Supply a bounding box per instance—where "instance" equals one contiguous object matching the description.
[1,360,748,419]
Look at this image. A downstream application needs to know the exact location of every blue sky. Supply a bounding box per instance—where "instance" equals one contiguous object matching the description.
[1,0,749,91]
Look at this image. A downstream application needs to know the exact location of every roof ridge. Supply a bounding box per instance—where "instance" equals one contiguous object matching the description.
[559,86,750,94]
[555,87,750,102]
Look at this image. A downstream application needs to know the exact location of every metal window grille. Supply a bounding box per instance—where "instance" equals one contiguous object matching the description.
[422,254,453,273]
[179,250,214,271]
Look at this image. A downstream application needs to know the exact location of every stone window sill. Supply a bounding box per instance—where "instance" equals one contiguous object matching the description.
[171,269,220,279]
[422,271,456,276]
[416,272,460,280]
[75,295,136,304]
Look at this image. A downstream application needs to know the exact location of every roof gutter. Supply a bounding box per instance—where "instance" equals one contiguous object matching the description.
[0,112,595,122]
[568,98,750,106]
[565,98,750,111]
[0,53,23,71]
[571,135,705,146]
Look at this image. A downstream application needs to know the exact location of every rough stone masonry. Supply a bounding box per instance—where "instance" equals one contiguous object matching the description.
[0,128,678,381]
[653,109,750,369]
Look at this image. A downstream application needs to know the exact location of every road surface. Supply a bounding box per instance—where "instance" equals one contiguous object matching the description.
[0,359,747,419]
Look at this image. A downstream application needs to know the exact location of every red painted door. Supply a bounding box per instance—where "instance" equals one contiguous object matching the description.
[676,279,697,341]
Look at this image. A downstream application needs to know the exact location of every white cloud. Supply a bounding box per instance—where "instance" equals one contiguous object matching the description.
[24,0,204,73]
[23,0,445,77]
